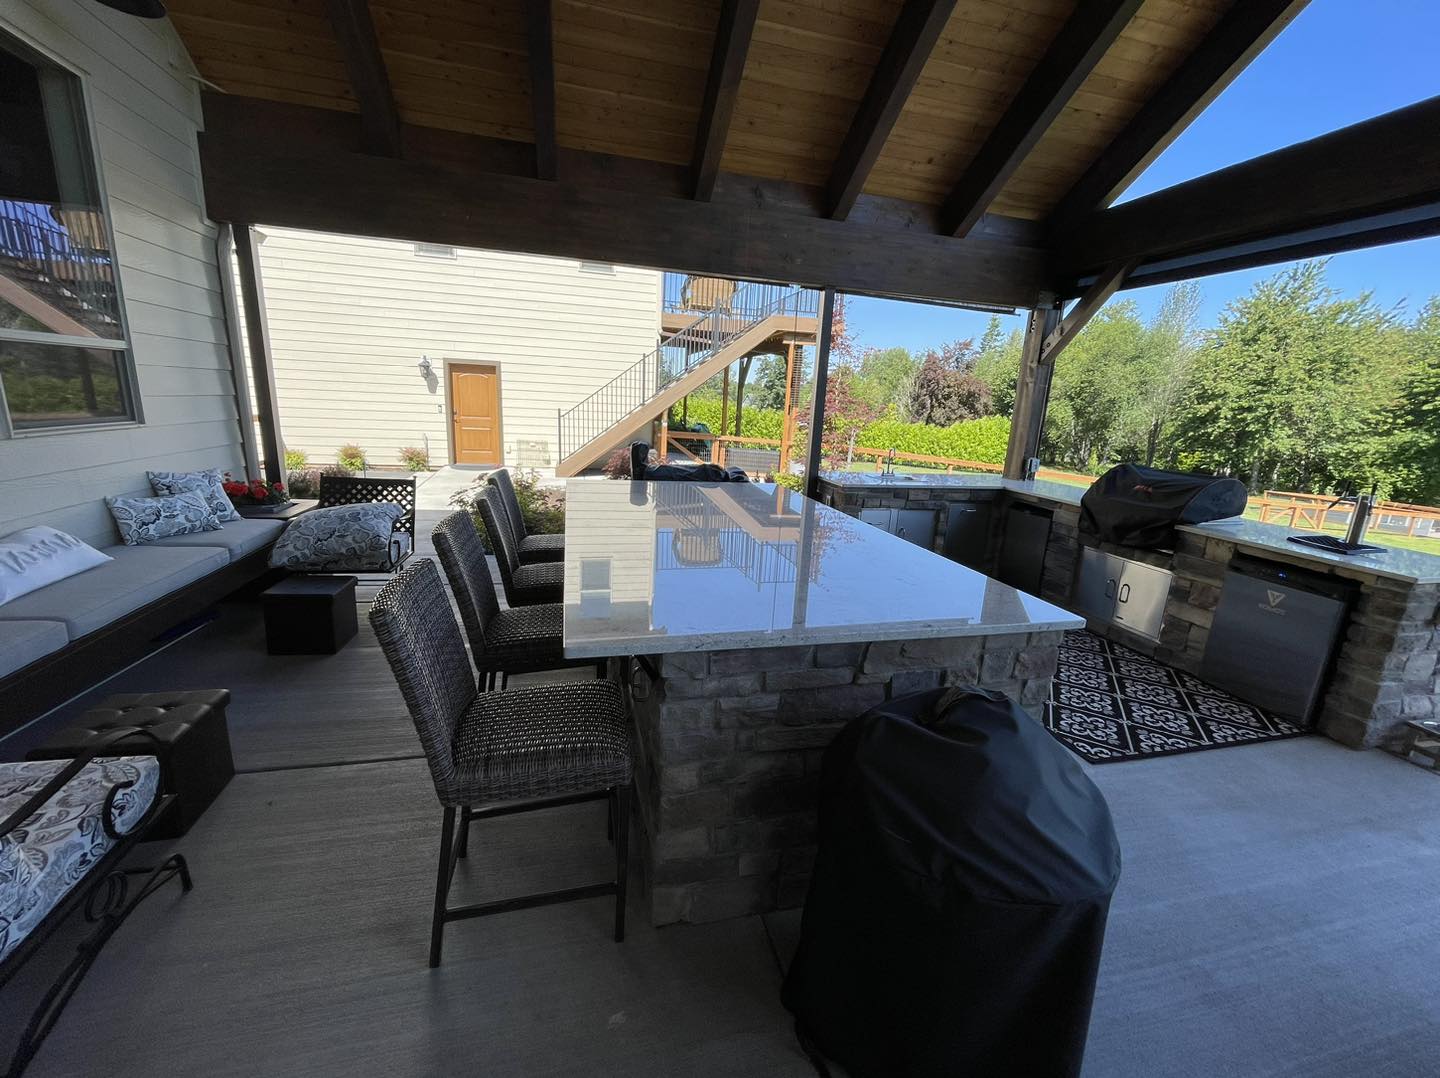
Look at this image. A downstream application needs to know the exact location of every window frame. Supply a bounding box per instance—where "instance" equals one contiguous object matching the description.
[0,26,143,439]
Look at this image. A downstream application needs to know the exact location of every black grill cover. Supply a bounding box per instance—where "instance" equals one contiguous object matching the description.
[1079,463,1246,549]
[782,687,1121,1078]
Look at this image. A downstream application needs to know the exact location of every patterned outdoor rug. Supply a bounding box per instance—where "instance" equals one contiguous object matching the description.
[1043,629,1307,764]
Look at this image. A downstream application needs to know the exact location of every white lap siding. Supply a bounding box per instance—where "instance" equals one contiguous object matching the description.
[253,228,662,471]
[0,2,244,547]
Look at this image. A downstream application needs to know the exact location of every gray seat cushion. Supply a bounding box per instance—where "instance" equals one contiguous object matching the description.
[148,517,285,562]
[0,545,227,639]
[0,620,71,677]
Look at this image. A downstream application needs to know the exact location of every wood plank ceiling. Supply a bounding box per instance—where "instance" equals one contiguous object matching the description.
[167,0,1243,224]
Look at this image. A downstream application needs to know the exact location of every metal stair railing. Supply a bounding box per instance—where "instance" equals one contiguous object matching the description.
[0,199,122,337]
[557,281,818,464]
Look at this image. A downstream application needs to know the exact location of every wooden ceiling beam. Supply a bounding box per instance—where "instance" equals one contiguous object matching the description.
[1047,0,1310,236]
[325,0,402,157]
[940,0,1143,237]
[692,0,761,201]
[1058,95,1440,275]
[525,0,558,180]
[826,0,959,221]
[197,97,1050,309]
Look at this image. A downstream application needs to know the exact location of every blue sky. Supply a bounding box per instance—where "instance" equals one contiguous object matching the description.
[844,0,1440,355]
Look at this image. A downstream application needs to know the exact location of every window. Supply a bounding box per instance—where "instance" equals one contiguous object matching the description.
[414,242,456,259]
[0,32,135,432]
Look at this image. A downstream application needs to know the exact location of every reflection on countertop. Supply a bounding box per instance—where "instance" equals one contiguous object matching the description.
[817,471,1087,507]
[562,480,1084,657]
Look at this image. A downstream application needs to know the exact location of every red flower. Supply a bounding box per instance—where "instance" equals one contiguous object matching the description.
[273,482,286,492]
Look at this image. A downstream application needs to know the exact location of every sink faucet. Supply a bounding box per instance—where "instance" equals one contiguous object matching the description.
[1326,482,1378,545]
[883,447,897,476]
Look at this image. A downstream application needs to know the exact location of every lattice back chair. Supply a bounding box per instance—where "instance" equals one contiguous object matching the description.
[315,474,417,573]
[487,469,565,564]
[368,559,633,966]
[432,511,602,688]
[476,484,564,605]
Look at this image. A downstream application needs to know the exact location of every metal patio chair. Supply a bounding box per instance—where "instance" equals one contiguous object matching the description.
[368,560,632,966]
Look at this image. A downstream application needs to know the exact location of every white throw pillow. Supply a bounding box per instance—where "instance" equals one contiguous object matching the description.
[0,526,113,605]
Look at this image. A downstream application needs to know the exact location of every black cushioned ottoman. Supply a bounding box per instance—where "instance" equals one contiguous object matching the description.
[27,689,234,839]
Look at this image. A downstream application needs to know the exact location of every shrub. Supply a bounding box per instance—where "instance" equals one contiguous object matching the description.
[286,465,347,499]
[337,444,366,472]
[768,471,805,493]
[450,469,565,552]
[603,446,632,479]
[283,449,308,471]
[854,414,1011,467]
[399,446,430,471]
[679,399,786,440]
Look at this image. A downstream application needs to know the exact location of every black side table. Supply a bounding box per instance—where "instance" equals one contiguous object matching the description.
[27,689,235,838]
[262,575,359,654]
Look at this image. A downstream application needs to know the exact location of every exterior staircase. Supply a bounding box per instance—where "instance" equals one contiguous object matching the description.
[0,199,122,339]
[555,280,819,476]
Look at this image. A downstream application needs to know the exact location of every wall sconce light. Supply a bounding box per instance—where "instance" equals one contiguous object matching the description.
[418,356,434,378]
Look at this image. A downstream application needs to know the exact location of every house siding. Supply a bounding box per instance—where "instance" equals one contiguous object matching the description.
[253,228,662,471]
[0,2,244,547]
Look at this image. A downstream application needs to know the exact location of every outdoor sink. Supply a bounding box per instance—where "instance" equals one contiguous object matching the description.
[873,473,920,483]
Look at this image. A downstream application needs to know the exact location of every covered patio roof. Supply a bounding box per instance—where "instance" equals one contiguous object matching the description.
[173,0,1440,308]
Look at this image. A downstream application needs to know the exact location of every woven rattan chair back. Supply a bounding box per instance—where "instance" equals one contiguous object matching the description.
[318,474,417,536]
[368,560,474,802]
[488,468,527,542]
[476,485,524,598]
[431,511,501,656]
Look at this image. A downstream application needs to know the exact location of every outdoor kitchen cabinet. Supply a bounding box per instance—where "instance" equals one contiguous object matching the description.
[858,508,938,550]
[1074,547,1172,642]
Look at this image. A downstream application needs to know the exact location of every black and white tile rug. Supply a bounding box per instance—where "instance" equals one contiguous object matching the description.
[1043,629,1307,764]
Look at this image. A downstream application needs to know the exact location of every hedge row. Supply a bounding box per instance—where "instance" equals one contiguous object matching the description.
[672,400,1012,466]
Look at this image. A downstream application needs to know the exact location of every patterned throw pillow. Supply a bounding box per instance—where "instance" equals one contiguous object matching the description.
[0,526,112,605]
[106,491,222,546]
[268,502,406,571]
[148,468,241,523]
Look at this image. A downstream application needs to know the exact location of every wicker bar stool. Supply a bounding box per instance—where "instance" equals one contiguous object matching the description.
[432,511,603,689]
[477,485,564,606]
[489,468,565,564]
[368,560,633,966]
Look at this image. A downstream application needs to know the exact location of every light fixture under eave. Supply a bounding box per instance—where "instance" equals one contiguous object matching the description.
[91,0,167,18]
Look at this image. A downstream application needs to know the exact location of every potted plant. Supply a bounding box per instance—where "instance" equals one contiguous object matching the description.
[223,473,292,511]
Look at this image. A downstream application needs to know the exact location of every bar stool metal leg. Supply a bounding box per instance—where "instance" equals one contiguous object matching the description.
[430,807,457,968]
[457,805,472,859]
[613,785,630,943]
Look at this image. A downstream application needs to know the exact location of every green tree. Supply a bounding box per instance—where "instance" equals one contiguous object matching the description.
[1132,282,1203,466]
[854,346,917,411]
[1389,296,1440,503]
[973,327,1024,416]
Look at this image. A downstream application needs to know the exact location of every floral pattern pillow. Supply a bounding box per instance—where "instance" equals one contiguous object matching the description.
[148,468,241,523]
[106,491,222,546]
[269,502,406,571]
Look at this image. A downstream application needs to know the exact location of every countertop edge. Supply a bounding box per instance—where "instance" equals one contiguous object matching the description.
[1177,522,1440,585]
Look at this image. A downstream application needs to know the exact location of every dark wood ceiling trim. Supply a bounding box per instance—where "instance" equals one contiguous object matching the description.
[1047,0,1310,236]
[940,0,1143,237]
[1058,95,1440,273]
[826,0,959,220]
[1041,260,1134,364]
[325,0,402,157]
[197,98,1050,309]
[525,0,558,180]
[692,0,762,201]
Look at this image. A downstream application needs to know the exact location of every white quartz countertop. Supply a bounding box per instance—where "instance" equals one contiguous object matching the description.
[818,471,1087,507]
[1179,518,1440,584]
[562,480,1084,657]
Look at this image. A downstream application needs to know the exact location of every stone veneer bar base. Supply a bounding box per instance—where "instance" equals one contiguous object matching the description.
[629,632,1064,926]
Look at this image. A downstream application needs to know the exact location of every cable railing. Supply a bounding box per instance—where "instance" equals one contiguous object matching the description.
[557,280,818,463]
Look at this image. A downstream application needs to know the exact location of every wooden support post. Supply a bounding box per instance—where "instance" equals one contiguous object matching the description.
[659,411,669,460]
[232,224,286,484]
[720,365,731,436]
[1002,304,1061,480]
[804,290,836,499]
[215,224,261,480]
[779,341,797,472]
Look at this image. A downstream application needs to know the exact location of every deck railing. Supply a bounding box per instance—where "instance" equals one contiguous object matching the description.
[0,199,121,336]
[557,280,817,464]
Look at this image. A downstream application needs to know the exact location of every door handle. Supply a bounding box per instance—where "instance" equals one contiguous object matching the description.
[1118,583,1130,603]
[897,527,907,539]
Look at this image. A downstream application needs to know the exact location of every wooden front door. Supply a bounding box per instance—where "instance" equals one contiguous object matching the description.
[449,363,501,465]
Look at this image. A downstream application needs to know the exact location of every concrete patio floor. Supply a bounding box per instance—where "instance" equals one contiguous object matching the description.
[4,581,1438,1077]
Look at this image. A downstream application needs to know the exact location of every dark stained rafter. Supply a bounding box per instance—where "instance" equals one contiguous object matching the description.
[940,0,1143,237]
[826,0,959,220]
[198,97,1050,309]
[692,0,762,201]
[1058,96,1440,281]
[1042,261,1134,363]
[1047,0,1311,235]
[525,0,558,180]
[324,0,402,157]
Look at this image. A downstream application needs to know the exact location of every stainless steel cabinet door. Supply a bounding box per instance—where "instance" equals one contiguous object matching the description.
[1113,559,1170,641]
[894,509,937,550]
[1073,547,1120,623]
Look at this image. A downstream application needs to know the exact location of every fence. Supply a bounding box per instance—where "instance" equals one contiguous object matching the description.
[1256,490,1440,538]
